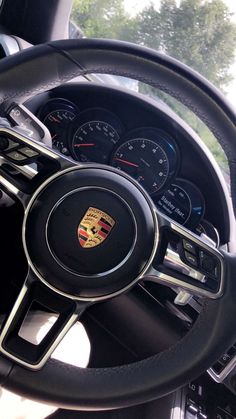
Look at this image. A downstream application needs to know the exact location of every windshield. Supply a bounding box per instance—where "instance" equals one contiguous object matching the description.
[70,0,236,178]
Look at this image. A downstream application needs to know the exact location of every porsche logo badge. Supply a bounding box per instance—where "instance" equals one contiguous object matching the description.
[77,207,115,248]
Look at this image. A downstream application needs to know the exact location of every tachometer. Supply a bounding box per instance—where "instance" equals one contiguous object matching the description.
[71,108,123,163]
[111,128,178,194]
[72,120,119,163]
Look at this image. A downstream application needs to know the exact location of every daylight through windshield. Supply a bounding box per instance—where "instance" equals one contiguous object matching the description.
[71,0,236,177]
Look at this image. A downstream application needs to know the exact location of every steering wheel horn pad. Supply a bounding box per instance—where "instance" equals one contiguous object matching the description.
[24,165,157,299]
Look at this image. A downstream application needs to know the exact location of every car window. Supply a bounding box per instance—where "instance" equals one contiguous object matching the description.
[70,0,236,178]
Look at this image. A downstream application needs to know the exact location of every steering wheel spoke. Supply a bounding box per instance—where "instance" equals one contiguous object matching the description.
[0,125,76,207]
[0,269,89,370]
[142,210,225,299]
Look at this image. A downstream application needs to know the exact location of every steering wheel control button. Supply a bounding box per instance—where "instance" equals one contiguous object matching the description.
[24,166,157,299]
[188,382,204,398]
[199,251,218,277]
[219,352,231,366]
[0,130,43,166]
[19,146,39,158]
[184,251,198,267]
[6,150,27,161]
[178,237,222,291]
[183,239,197,255]
[211,344,236,378]
[186,395,207,419]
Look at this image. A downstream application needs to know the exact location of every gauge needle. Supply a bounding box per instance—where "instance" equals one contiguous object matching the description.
[51,133,58,140]
[74,143,95,147]
[51,116,61,123]
[114,157,139,167]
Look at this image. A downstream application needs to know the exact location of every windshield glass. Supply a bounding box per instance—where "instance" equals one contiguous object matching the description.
[70,0,236,178]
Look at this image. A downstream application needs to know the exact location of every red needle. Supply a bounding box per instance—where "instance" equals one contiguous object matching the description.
[114,157,139,167]
[50,116,61,123]
[74,143,95,147]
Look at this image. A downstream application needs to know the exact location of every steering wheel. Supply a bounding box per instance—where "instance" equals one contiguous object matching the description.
[0,38,236,410]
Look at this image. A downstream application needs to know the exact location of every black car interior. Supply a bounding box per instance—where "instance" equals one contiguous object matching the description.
[1,1,236,418]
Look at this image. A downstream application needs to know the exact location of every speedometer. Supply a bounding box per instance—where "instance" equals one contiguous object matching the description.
[112,138,169,194]
[111,128,178,194]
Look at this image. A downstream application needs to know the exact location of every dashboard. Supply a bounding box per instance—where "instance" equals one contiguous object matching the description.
[24,82,231,245]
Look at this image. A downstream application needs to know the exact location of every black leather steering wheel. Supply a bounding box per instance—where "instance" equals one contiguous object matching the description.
[0,39,236,410]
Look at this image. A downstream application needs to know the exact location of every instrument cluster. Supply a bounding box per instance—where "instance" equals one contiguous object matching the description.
[38,97,217,241]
